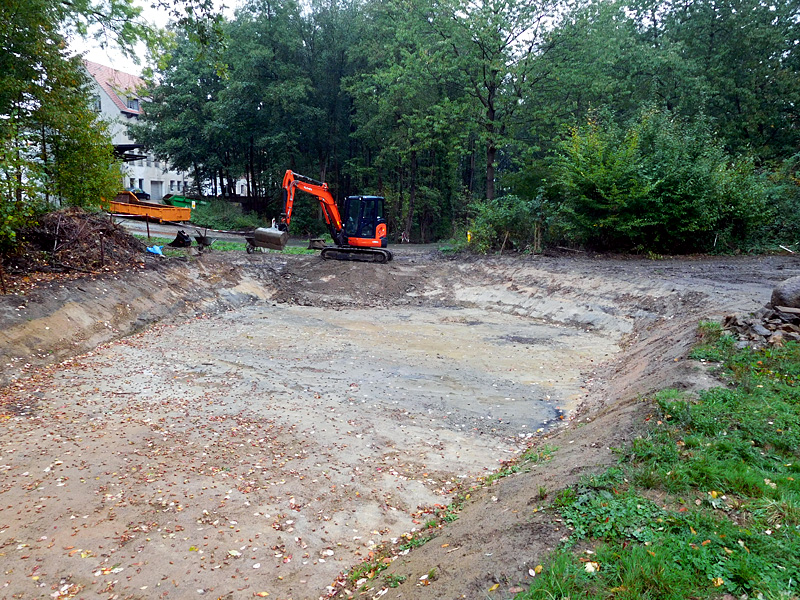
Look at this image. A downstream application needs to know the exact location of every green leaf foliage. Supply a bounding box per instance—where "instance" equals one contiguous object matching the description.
[519,337,800,600]
[0,0,125,251]
[550,109,769,253]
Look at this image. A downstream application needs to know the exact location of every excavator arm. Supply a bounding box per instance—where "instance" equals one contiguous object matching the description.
[279,170,346,246]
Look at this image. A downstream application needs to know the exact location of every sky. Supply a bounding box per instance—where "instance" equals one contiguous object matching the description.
[68,0,237,76]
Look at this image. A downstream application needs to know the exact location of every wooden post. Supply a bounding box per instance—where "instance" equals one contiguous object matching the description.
[146,217,150,240]
[100,234,105,267]
[0,263,7,295]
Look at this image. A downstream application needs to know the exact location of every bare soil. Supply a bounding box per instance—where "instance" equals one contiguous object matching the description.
[1,236,797,600]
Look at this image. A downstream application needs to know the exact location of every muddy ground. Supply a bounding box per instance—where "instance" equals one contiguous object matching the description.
[1,246,797,600]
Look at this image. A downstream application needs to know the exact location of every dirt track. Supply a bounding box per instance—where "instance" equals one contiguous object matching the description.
[0,248,797,600]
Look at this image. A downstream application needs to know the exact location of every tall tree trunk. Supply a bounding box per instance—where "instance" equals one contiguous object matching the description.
[248,136,255,198]
[404,150,417,241]
[468,136,476,195]
[41,125,50,207]
[486,100,497,201]
[486,143,496,202]
[193,162,202,198]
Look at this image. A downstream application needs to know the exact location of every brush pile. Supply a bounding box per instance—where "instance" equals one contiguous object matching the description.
[1,207,146,293]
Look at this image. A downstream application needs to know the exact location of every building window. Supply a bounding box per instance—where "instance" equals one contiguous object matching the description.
[129,178,135,188]
[138,178,144,189]
[154,159,160,168]
[92,95,102,112]
[127,97,139,111]
[146,155,151,167]
[170,180,175,191]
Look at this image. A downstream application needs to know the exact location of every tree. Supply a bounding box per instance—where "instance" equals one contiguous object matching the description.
[0,0,122,250]
[656,0,800,159]
[419,0,562,200]
[550,109,768,252]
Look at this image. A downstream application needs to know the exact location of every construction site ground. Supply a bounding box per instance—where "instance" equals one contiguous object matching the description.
[1,238,797,600]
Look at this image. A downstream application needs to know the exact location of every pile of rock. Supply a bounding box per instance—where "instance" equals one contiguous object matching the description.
[722,276,800,348]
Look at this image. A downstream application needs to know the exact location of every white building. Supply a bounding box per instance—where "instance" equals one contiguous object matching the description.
[83,60,191,202]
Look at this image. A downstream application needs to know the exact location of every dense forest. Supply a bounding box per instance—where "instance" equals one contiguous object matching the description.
[132,0,800,252]
[2,0,799,253]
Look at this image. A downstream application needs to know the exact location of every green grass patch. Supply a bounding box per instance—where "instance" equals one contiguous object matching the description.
[518,335,800,600]
[134,235,248,254]
[482,444,558,486]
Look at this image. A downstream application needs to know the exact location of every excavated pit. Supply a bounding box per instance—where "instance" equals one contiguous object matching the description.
[0,250,796,600]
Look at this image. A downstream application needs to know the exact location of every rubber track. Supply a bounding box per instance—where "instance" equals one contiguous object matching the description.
[320,247,393,263]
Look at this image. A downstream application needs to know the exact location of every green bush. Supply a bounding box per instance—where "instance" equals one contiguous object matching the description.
[190,199,262,230]
[550,109,769,253]
[761,153,800,248]
[466,194,545,254]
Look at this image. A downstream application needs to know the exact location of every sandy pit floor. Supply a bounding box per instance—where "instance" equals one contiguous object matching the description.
[1,250,797,600]
[0,297,618,600]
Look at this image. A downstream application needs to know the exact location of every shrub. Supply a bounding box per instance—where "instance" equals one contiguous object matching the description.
[550,109,769,253]
[466,194,545,254]
[190,199,262,230]
[761,153,800,247]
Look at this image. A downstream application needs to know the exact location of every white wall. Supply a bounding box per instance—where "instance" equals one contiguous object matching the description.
[87,71,192,202]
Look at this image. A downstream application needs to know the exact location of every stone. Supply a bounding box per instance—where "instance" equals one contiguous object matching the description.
[770,276,800,309]
[750,322,772,337]
[768,331,785,347]
[753,307,772,320]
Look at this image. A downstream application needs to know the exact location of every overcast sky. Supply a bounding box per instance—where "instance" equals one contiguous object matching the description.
[69,0,237,76]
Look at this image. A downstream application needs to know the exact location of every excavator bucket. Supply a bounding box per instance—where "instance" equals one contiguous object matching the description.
[253,227,289,251]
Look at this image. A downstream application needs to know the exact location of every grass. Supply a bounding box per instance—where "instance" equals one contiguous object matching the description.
[133,235,317,255]
[482,444,557,486]
[517,332,800,600]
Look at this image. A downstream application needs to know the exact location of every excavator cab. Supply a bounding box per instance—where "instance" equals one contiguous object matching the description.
[343,196,388,248]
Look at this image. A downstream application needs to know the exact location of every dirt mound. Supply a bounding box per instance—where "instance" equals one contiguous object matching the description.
[1,207,146,294]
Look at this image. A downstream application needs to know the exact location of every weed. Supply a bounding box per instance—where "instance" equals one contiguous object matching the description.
[689,330,736,362]
[399,535,433,551]
[427,567,438,581]
[696,320,724,344]
[348,557,389,588]
[383,573,406,588]
[537,486,548,500]
[442,510,459,523]
[552,488,576,508]
[521,444,557,464]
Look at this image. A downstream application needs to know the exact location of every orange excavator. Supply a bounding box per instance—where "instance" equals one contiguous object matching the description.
[254,170,393,263]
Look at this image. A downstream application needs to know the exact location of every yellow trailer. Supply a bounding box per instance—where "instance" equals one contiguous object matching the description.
[105,191,191,223]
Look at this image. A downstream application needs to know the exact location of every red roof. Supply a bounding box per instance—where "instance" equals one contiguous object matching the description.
[84,60,144,116]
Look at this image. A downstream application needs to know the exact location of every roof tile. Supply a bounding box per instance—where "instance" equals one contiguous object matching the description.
[84,59,144,115]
